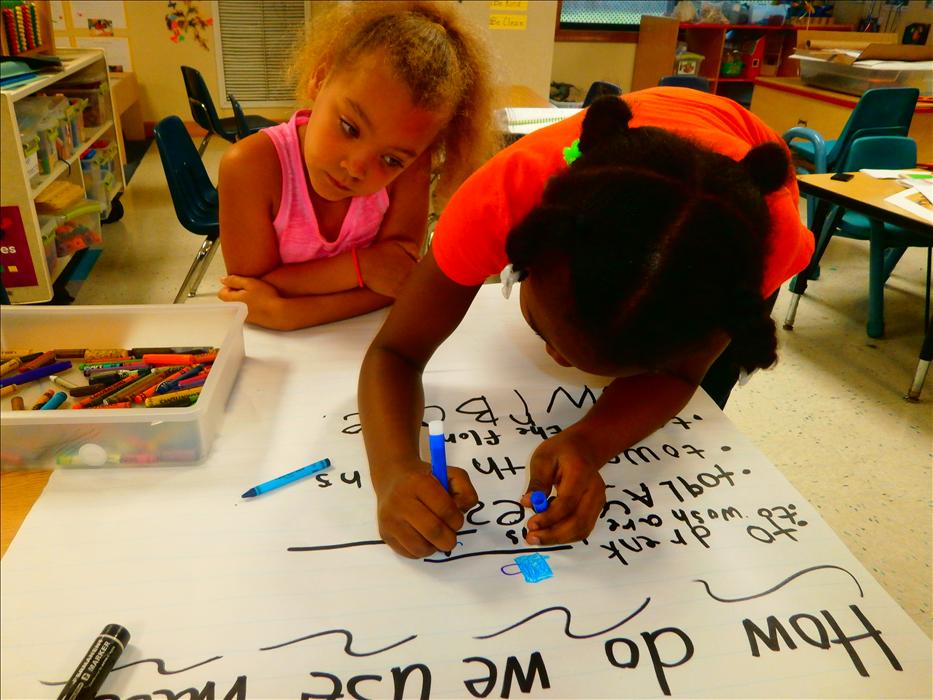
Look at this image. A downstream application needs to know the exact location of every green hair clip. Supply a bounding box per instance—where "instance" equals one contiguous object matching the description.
[563,139,581,166]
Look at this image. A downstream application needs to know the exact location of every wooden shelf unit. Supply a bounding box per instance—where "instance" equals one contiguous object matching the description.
[632,16,855,98]
[1,48,126,304]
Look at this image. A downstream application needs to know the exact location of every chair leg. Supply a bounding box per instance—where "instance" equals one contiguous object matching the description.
[186,237,219,298]
[174,237,217,304]
[197,131,212,156]
[783,204,842,330]
[882,246,907,284]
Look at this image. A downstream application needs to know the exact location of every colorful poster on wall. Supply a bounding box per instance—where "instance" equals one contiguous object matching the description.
[69,0,126,30]
[0,206,38,288]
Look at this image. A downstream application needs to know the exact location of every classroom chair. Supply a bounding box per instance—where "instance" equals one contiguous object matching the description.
[228,94,251,141]
[180,66,278,155]
[782,136,931,339]
[582,80,622,107]
[782,87,918,176]
[657,75,711,92]
[153,116,220,304]
[783,87,918,232]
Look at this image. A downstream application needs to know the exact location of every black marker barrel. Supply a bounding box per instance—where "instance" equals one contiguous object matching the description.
[57,624,130,700]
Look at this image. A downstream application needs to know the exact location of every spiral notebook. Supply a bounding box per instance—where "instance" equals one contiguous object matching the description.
[501,106,582,135]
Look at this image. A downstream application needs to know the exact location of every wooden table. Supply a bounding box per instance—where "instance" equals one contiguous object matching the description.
[786,171,932,400]
[507,84,552,108]
[1,469,50,557]
[109,71,142,165]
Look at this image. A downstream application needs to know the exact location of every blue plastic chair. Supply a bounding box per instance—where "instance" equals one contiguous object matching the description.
[783,87,918,233]
[783,88,918,175]
[658,75,711,92]
[228,93,251,141]
[153,116,220,303]
[783,136,931,338]
[582,80,622,107]
[181,66,278,155]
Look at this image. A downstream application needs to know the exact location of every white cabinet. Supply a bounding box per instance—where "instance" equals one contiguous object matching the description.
[1,48,125,304]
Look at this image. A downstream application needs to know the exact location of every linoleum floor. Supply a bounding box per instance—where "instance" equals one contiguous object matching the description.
[74,136,932,637]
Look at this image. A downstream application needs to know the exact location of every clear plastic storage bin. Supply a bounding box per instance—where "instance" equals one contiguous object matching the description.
[796,55,933,96]
[0,303,247,469]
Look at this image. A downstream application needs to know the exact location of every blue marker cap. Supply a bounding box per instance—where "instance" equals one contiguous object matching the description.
[428,420,449,492]
[530,490,549,513]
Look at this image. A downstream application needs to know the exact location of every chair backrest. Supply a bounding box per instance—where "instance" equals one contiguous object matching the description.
[841,135,918,171]
[582,81,622,107]
[657,75,711,92]
[826,87,919,171]
[180,66,229,139]
[228,93,251,140]
[153,115,219,236]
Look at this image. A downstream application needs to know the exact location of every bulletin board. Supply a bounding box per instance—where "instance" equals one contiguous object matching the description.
[50,0,133,71]
[1,287,930,698]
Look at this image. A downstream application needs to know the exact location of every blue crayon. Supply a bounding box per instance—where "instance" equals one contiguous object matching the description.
[530,490,549,513]
[428,420,449,492]
[240,458,331,498]
[39,391,68,410]
[0,360,72,388]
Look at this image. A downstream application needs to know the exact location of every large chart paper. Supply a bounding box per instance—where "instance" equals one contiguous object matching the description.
[1,287,930,699]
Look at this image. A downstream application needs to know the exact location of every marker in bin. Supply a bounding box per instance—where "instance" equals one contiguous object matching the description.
[428,420,449,492]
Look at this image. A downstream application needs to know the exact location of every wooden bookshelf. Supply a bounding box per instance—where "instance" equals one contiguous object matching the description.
[632,16,857,100]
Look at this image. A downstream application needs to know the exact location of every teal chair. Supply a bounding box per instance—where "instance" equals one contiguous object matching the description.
[783,87,919,175]
[658,75,711,92]
[783,136,931,338]
[783,87,919,233]
[153,116,220,303]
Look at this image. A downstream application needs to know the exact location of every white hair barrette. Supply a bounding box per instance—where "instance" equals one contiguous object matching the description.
[500,263,522,299]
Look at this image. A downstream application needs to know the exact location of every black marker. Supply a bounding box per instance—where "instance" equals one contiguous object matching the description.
[57,624,130,700]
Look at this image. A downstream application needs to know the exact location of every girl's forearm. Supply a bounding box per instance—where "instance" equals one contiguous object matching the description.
[257,288,392,331]
[569,373,696,468]
[261,256,359,296]
[358,345,427,492]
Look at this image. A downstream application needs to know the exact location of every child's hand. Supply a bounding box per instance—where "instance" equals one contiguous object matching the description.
[218,275,284,329]
[375,461,478,558]
[520,430,606,545]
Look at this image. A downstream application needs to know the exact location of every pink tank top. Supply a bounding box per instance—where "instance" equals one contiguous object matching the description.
[262,110,389,264]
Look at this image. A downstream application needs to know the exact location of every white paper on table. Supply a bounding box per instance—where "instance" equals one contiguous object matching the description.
[1,288,930,699]
[885,186,933,221]
[860,169,931,180]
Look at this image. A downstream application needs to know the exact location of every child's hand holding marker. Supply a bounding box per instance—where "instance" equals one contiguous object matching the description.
[372,420,478,559]
[520,428,607,545]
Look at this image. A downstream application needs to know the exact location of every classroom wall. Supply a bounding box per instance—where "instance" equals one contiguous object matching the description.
[457,0,558,99]
[551,42,636,98]
[832,0,933,45]
[69,0,559,133]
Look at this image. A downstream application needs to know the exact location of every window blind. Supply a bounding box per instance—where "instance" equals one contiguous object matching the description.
[214,0,306,106]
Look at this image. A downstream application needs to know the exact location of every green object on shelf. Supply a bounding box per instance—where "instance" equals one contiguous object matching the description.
[721,51,744,77]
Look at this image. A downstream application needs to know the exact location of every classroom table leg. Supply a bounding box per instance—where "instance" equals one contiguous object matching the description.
[906,322,932,401]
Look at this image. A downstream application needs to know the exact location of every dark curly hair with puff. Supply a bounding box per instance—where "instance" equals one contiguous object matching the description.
[505,96,790,376]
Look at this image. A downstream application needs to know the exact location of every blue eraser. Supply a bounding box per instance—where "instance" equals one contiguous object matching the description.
[530,490,549,513]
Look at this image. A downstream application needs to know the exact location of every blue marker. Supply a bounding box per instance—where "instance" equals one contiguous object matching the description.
[39,391,68,410]
[530,490,549,513]
[240,458,331,498]
[428,420,449,492]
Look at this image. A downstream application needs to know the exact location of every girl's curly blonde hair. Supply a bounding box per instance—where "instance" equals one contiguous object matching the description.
[289,1,500,203]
